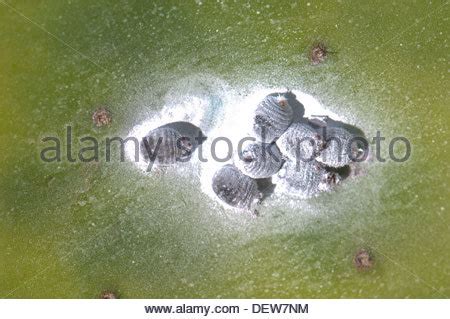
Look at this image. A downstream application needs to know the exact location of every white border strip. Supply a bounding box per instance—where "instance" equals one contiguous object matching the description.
[0,299,448,319]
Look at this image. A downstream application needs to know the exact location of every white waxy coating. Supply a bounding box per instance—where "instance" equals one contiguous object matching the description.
[277,122,324,162]
[212,164,261,210]
[274,160,336,198]
[251,94,294,143]
[317,126,362,167]
[141,127,190,165]
[234,142,283,179]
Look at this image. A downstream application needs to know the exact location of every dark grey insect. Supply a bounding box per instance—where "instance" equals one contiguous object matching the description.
[235,142,284,179]
[140,127,193,165]
[277,121,324,162]
[252,93,294,143]
[212,164,262,210]
[317,126,364,167]
[275,160,340,197]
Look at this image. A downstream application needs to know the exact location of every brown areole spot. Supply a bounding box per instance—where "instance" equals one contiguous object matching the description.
[310,42,328,65]
[99,290,118,299]
[92,107,112,127]
[354,249,374,270]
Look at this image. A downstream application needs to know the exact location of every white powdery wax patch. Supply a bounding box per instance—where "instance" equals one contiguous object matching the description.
[125,96,213,172]
[198,87,344,208]
[296,91,343,120]
[125,84,350,210]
